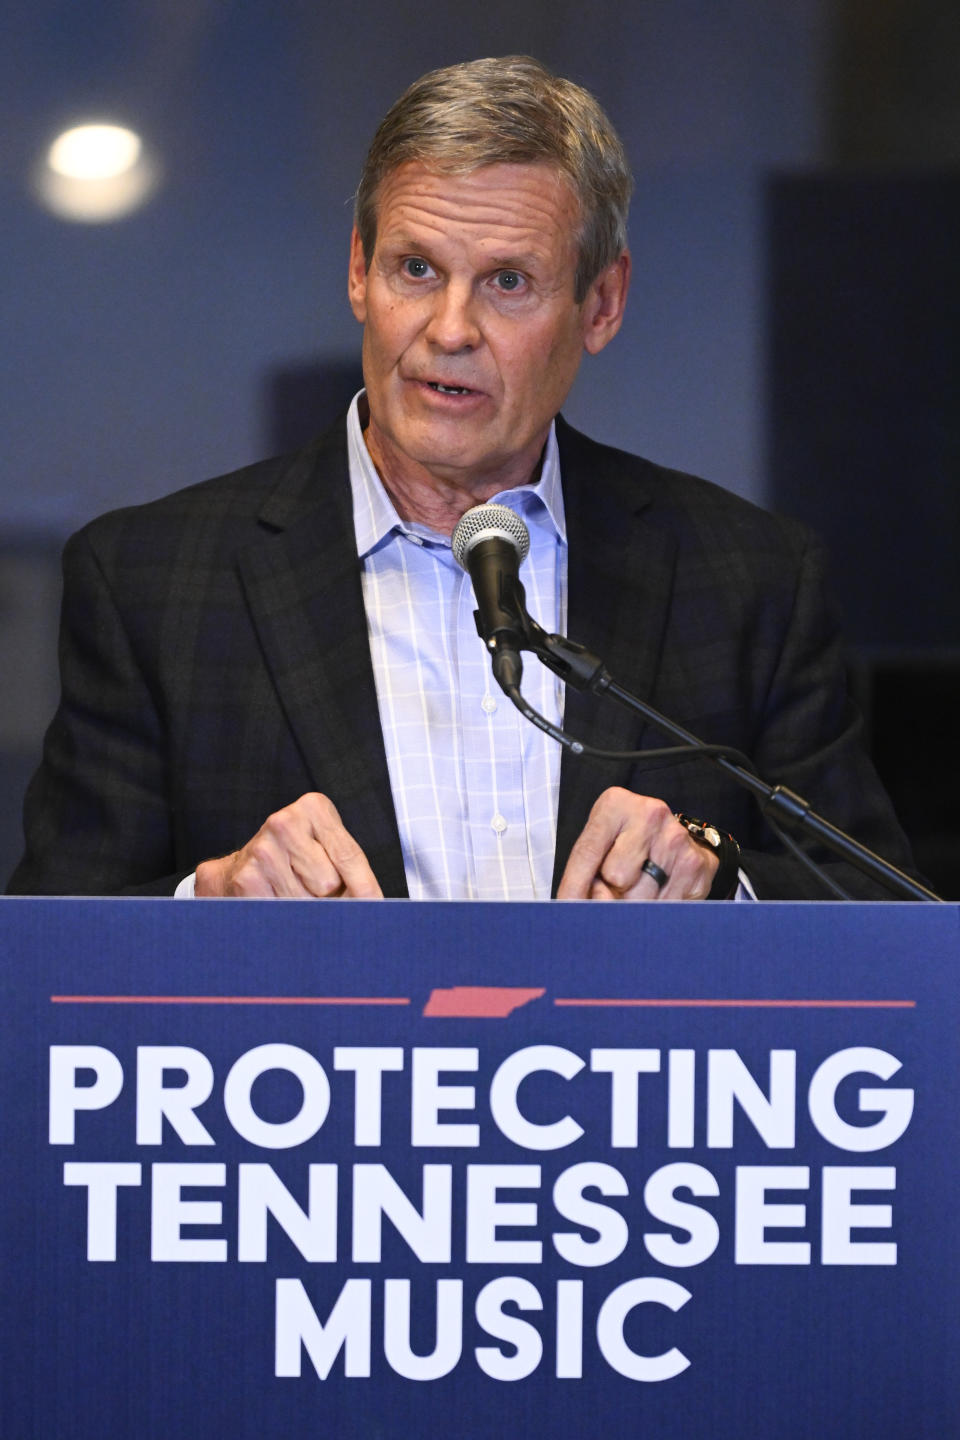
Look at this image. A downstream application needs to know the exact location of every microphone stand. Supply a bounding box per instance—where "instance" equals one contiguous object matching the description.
[487,608,941,903]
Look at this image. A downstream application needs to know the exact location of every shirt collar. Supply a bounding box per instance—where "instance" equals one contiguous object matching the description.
[346,390,566,559]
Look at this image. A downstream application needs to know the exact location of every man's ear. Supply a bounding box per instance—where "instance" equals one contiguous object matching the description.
[581,251,631,356]
[347,226,368,323]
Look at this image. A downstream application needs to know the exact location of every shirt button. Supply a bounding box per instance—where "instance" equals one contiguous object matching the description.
[491,813,507,834]
[407,534,424,546]
[481,695,497,714]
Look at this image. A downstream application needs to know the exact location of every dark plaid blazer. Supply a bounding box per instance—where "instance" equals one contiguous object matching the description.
[8,416,916,899]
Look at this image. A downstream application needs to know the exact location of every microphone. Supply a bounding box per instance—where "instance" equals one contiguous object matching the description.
[451,503,531,690]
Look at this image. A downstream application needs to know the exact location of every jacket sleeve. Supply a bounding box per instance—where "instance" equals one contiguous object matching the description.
[6,526,185,895]
[734,532,921,899]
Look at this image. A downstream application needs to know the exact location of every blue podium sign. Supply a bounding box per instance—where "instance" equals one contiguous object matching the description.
[1,899,957,1439]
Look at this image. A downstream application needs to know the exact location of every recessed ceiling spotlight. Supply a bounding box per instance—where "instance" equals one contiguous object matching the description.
[48,124,143,181]
[35,121,159,223]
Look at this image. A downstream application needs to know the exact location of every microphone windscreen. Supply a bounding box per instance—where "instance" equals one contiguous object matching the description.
[451,504,531,569]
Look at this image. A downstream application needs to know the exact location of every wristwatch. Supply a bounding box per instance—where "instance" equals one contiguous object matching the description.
[675,813,741,900]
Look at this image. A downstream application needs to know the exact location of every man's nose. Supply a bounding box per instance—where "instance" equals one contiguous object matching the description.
[424,281,481,351]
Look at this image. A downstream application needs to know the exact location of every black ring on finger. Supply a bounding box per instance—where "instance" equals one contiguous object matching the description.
[641,858,669,889]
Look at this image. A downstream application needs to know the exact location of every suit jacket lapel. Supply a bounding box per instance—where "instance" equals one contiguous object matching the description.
[552,419,679,889]
[237,423,408,896]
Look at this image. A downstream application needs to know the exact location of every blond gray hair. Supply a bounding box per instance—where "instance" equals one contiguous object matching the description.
[354,56,632,303]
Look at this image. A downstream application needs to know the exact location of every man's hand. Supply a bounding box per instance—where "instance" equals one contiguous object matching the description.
[194,794,383,898]
[557,787,719,901]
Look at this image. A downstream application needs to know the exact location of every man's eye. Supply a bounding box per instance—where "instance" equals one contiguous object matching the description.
[495,270,524,292]
[403,258,431,278]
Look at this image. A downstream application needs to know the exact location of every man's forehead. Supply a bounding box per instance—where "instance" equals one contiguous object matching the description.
[371,161,581,246]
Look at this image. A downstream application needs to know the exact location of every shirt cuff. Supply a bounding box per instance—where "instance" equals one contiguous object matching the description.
[733,868,757,902]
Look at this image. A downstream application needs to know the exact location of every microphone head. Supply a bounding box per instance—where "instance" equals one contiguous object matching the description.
[451,503,531,570]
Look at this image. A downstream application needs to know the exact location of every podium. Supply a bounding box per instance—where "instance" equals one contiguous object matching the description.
[1,899,957,1438]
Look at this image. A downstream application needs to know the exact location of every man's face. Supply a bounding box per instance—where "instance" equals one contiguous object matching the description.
[348,161,626,498]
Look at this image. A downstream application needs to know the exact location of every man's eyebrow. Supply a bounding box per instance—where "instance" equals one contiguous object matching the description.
[484,253,540,271]
[378,232,429,252]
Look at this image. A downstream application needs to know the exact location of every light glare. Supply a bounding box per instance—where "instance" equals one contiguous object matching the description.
[48,124,142,180]
[35,121,158,222]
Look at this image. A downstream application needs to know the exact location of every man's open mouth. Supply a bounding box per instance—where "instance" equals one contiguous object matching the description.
[426,382,475,395]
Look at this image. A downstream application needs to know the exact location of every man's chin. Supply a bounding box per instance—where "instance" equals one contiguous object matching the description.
[396,420,505,479]
[364,407,528,494]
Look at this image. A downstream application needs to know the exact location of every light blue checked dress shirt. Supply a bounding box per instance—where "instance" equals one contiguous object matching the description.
[348,393,567,900]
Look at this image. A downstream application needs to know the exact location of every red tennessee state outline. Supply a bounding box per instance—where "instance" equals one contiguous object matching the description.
[422,986,546,1018]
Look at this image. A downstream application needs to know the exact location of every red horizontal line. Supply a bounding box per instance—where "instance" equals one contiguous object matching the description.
[50,995,411,1007]
[553,998,915,1009]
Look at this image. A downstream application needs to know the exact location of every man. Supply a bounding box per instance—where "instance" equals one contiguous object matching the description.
[8,57,915,901]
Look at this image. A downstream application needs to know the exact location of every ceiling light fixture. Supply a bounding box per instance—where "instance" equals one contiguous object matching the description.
[35,121,159,223]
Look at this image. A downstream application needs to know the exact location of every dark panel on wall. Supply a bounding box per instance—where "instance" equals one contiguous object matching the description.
[851,653,960,899]
[267,360,364,455]
[830,0,960,167]
[768,175,960,896]
[767,175,960,649]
